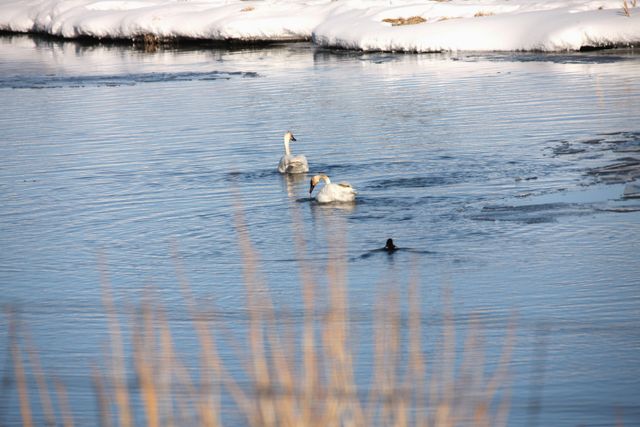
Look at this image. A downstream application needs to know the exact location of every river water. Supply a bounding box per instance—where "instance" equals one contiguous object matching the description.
[1,35,639,426]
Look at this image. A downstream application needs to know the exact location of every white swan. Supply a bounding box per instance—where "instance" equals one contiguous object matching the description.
[277,131,309,174]
[309,174,357,203]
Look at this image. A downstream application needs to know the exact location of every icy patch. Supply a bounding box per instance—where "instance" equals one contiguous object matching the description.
[472,202,593,224]
[623,183,640,199]
[550,131,640,184]
[0,70,259,89]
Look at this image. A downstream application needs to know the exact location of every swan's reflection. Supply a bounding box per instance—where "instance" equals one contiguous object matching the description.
[282,172,307,198]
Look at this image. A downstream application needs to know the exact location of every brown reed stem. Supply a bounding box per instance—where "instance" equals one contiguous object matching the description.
[54,378,75,427]
[134,305,159,427]
[234,206,276,427]
[92,365,113,427]
[99,253,132,427]
[24,331,56,426]
[288,196,320,425]
[9,315,33,427]
[171,242,223,427]
[407,267,427,427]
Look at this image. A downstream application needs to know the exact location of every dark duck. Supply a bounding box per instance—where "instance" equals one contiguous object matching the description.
[384,238,397,252]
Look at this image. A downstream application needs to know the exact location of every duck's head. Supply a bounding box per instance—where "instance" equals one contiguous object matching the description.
[284,131,297,143]
[309,174,328,194]
[385,238,397,251]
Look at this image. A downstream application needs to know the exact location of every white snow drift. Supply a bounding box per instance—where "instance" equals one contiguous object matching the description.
[0,0,639,52]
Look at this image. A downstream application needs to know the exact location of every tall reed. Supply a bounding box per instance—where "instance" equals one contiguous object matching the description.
[7,208,514,427]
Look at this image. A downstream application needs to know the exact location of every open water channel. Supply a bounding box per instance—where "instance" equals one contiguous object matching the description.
[1,35,639,426]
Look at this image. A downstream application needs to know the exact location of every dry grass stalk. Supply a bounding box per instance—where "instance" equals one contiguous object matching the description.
[286,196,320,424]
[54,378,75,427]
[9,283,514,427]
[383,16,427,26]
[241,6,255,12]
[474,10,494,17]
[172,242,225,427]
[234,208,278,427]
[407,271,426,427]
[92,366,113,427]
[9,315,33,427]
[24,332,56,426]
[9,209,515,427]
[99,255,133,427]
[623,0,631,16]
[134,305,159,427]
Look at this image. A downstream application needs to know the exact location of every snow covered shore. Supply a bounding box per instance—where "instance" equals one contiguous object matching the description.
[1,0,639,52]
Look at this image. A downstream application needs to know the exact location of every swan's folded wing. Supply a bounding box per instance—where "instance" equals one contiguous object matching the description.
[338,182,357,194]
[288,158,306,167]
[277,155,289,173]
[285,155,309,173]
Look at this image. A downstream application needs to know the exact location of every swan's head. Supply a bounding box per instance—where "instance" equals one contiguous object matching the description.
[284,131,297,143]
[309,174,328,194]
[385,238,397,251]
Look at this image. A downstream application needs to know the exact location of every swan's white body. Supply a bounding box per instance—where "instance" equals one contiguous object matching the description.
[278,131,308,174]
[310,174,357,203]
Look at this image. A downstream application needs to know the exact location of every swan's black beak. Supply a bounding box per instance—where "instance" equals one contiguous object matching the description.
[309,181,315,194]
[290,135,297,142]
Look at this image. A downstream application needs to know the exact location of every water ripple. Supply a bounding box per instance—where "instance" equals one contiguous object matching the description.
[0,70,260,89]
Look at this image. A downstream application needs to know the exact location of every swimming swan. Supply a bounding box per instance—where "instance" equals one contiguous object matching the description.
[277,131,309,174]
[309,174,357,203]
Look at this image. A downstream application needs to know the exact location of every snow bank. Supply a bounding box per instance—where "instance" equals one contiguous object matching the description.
[1,0,639,52]
[313,1,640,51]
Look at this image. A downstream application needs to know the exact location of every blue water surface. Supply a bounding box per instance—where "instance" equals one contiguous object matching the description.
[1,36,639,426]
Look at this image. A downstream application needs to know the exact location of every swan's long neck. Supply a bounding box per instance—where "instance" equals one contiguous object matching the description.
[283,137,291,156]
[322,175,331,184]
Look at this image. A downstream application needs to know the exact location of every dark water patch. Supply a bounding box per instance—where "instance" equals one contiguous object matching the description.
[0,70,260,89]
[548,131,640,184]
[464,52,636,65]
[225,169,279,183]
[359,54,400,64]
[347,213,388,221]
[580,138,605,145]
[310,161,417,176]
[356,194,466,208]
[354,246,435,261]
[550,133,640,157]
[600,131,640,142]
[515,192,535,198]
[311,46,436,63]
[622,183,640,199]
[471,202,593,223]
[614,145,640,153]
[596,206,640,213]
[307,199,357,207]
[367,176,452,190]
[587,157,640,183]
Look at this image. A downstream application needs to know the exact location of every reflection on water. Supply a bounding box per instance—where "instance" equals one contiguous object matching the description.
[281,173,307,198]
[1,35,640,426]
